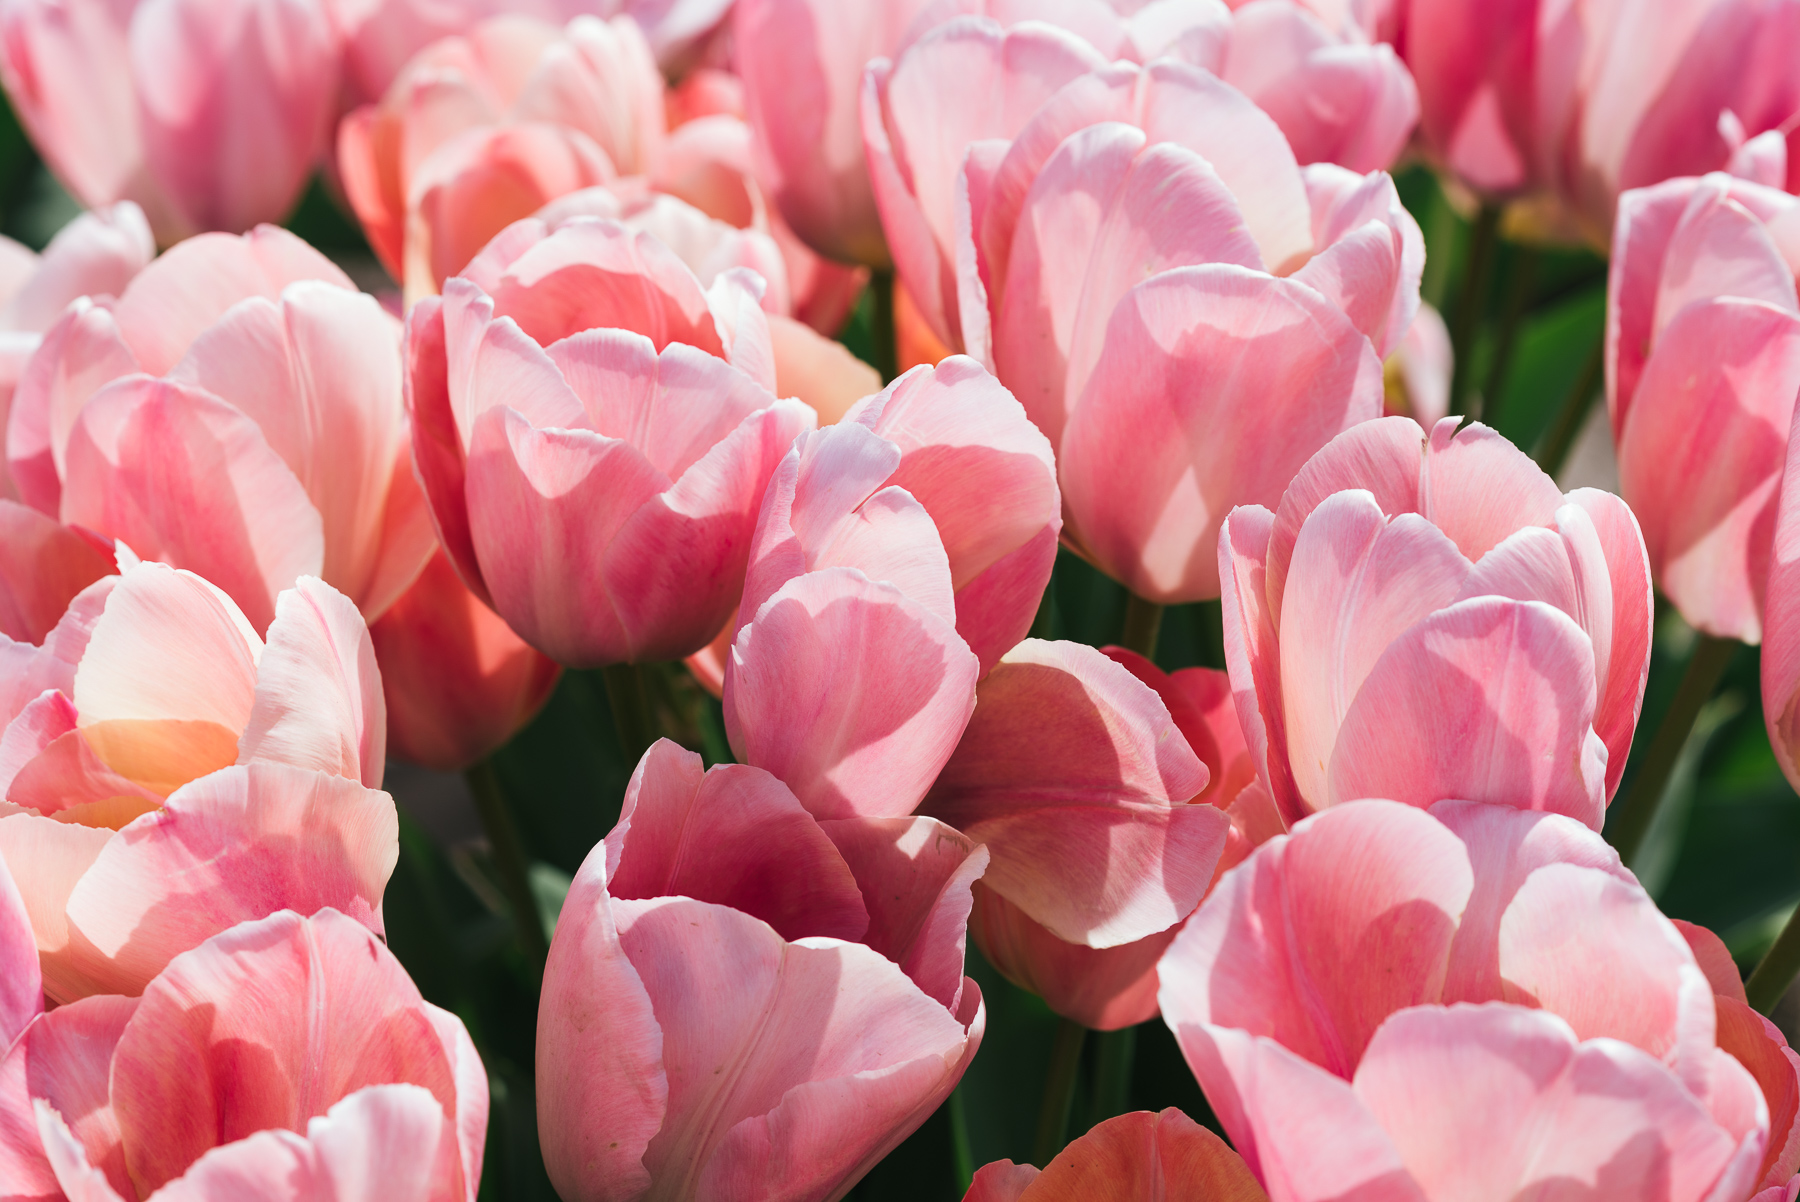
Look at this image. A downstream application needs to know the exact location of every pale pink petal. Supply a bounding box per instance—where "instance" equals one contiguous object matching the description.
[1157,800,1472,1078]
[1560,489,1653,801]
[421,1007,486,1202]
[1619,296,1800,642]
[59,377,325,633]
[536,844,666,1201]
[19,994,137,1195]
[1,203,153,337]
[921,639,1221,948]
[0,501,112,644]
[1328,597,1607,826]
[35,1099,128,1202]
[238,576,385,786]
[819,815,987,1011]
[725,567,979,820]
[5,727,163,825]
[0,851,38,1049]
[605,739,869,943]
[61,764,398,997]
[1277,491,1472,812]
[107,909,458,1195]
[846,355,1060,674]
[512,15,663,176]
[0,809,114,1002]
[403,296,487,605]
[1650,183,1799,358]
[1060,265,1384,604]
[1217,504,1305,827]
[6,298,139,516]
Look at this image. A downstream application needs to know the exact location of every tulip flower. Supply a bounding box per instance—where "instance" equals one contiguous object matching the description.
[1384,301,1452,427]
[722,357,1057,815]
[409,215,813,666]
[0,906,486,1201]
[367,550,561,772]
[0,559,394,1001]
[0,203,153,504]
[1219,414,1653,831]
[6,224,436,633]
[965,1108,1269,1202]
[0,0,338,242]
[538,739,986,1202]
[1611,173,1800,645]
[1404,0,1800,245]
[1159,798,1773,1201]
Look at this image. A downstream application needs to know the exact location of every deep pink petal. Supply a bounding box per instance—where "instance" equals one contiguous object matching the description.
[1560,490,1653,801]
[0,501,112,645]
[1217,504,1305,827]
[725,567,979,820]
[605,739,869,943]
[19,994,137,1197]
[404,295,487,604]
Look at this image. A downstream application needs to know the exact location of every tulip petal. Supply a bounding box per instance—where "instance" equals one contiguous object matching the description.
[1618,296,1800,642]
[19,994,137,1195]
[0,502,112,645]
[726,567,978,820]
[237,577,385,787]
[819,815,987,1011]
[606,740,869,943]
[1217,504,1305,826]
[108,909,458,1195]
[1563,489,1653,802]
[1158,800,1472,1078]
[0,851,37,1049]
[1715,995,1800,1189]
[1024,1107,1268,1202]
[60,377,325,633]
[62,764,397,998]
[35,1099,128,1202]
[0,809,113,1001]
[922,639,1220,947]
[1328,597,1607,826]
[7,299,140,516]
[1060,265,1383,604]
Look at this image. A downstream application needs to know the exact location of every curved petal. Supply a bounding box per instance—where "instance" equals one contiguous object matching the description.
[1217,504,1305,826]
[1561,489,1653,801]
[403,295,487,604]
[1059,265,1383,604]
[62,764,398,997]
[107,909,457,1195]
[605,739,869,944]
[0,851,37,1049]
[1715,995,1800,1189]
[7,298,139,516]
[18,994,137,1196]
[1023,1107,1268,1202]
[59,377,324,633]
[725,568,978,820]
[0,501,112,645]
[1327,597,1607,827]
[1157,800,1472,1078]
[921,639,1220,948]
[0,809,114,1002]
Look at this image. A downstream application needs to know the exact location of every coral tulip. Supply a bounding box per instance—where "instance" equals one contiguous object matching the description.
[0,559,394,1001]
[538,739,986,1202]
[1403,0,1800,244]
[1220,414,1653,830]
[367,550,561,772]
[965,1108,1269,1202]
[1611,172,1800,644]
[1160,798,1771,1201]
[0,0,338,241]
[6,224,435,633]
[0,906,486,1201]
[408,215,814,666]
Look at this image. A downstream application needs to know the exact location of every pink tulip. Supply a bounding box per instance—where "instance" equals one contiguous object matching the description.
[0,0,338,242]
[1220,414,1653,831]
[964,1108,1270,1202]
[1403,0,1800,244]
[367,549,561,772]
[1159,798,1771,1201]
[0,204,153,504]
[0,501,113,646]
[0,559,394,1001]
[863,9,1418,357]
[6,224,435,633]
[408,215,813,666]
[1384,301,1452,427]
[0,906,486,1201]
[538,739,986,1202]
[1611,172,1800,644]
[733,0,936,266]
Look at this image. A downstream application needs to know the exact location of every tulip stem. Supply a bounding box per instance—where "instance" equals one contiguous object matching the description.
[1532,337,1605,479]
[1478,245,1538,427]
[601,662,657,766]
[949,1085,975,1189]
[1087,1025,1136,1130]
[1033,1018,1087,1166]
[871,269,899,383]
[1608,634,1737,867]
[1449,203,1501,419]
[1747,904,1800,1014]
[464,760,548,977]
[1120,593,1164,661]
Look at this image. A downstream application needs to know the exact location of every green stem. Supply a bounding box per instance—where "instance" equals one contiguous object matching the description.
[1747,905,1800,1014]
[871,269,898,384]
[464,760,548,976]
[1531,337,1605,479]
[1119,593,1165,661]
[1478,246,1538,427]
[1032,1018,1087,1167]
[948,1086,975,1189]
[1608,635,1737,867]
[601,662,657,765]
[1086,1026,1137,1131]
[1449,203,1501,419]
